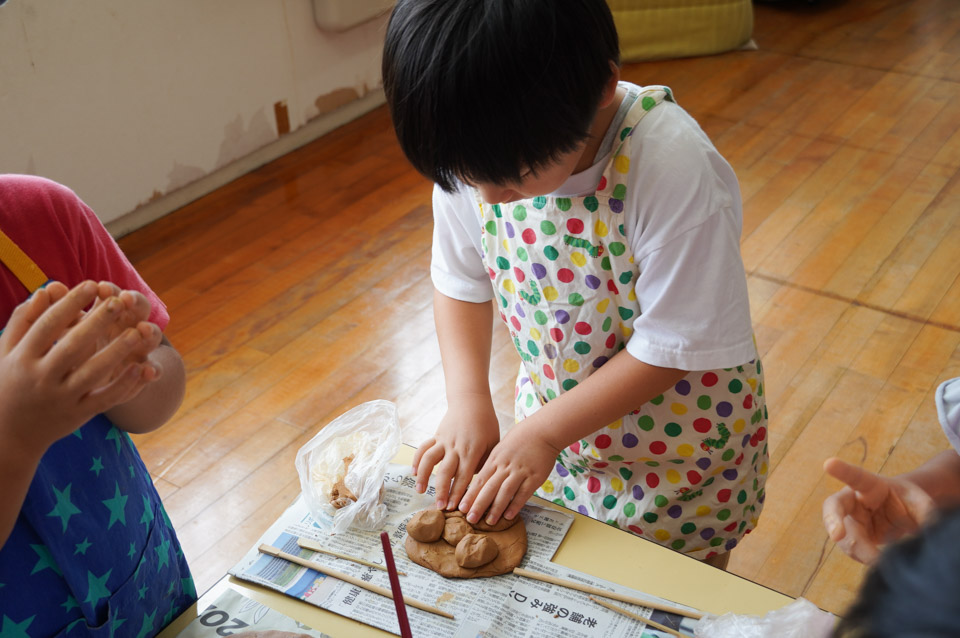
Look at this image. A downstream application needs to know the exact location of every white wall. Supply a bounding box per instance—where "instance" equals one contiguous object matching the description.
[0,0,389,232]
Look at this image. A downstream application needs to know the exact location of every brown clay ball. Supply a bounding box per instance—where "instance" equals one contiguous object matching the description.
[455,533,500,568]
[407,509,445,542]
[443,516,473,546]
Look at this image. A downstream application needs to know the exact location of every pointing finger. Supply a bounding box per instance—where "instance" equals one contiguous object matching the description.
[824,458,882,496]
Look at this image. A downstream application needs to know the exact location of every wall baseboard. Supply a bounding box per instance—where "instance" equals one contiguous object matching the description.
[106,87,387,238]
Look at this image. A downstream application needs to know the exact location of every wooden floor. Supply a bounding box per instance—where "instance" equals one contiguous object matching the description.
[120,0,960,617]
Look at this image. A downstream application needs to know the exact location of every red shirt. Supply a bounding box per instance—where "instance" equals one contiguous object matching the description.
[0,175,167,330]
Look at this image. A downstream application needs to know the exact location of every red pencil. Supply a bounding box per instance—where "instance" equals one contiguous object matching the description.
[380,531,413,638]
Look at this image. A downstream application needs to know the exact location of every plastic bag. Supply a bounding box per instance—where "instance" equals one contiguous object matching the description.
[694,598,837,638]
[295,400,401,534]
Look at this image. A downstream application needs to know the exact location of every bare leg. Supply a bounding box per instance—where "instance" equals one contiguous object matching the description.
[702,550,731,571]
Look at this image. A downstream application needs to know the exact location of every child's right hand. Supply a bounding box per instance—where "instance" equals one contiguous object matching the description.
[0,280,160,456]
[412,394,501,511]
[822,457,935,564]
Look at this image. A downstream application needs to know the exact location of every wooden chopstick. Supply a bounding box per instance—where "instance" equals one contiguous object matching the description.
[589,596,695,638]
[297,537,406,575]
[512,567,702,620]
[258,544,454,620]
[381,532,413,638]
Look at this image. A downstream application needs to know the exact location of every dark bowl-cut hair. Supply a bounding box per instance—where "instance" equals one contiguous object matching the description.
[832,507,960,638]
[382,0,620,193]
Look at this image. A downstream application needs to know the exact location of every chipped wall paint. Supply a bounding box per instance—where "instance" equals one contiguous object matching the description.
[0,0,388,226]
[315,87,363,116]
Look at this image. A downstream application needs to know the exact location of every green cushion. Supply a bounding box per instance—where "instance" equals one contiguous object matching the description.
[608,0,754,61]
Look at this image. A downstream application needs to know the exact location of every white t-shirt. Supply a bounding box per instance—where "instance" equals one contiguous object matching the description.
[938,377,960,454]
[430,83,756,371]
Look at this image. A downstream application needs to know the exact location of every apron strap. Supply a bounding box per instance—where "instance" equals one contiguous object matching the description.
[0,227,48,294]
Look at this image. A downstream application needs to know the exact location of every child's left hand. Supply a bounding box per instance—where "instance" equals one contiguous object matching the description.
[88,283,158,365]
[458,427,560,526]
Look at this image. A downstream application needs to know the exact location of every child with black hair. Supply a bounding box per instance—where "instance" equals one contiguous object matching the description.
[382,0,769,565]
[832,506,960,637]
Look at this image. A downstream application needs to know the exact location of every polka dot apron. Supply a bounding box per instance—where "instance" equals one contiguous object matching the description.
[478,87,768,559]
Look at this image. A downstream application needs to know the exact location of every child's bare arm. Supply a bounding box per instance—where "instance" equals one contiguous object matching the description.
[414,290,501,511]
[899,449,960,506]
[0,281,157,547]
[104,335,185,434]
[460,350,686,525]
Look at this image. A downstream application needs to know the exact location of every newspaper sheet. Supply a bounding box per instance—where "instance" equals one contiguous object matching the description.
[176,589,330,637]
[229,464,699,637]
[506,558,700,638]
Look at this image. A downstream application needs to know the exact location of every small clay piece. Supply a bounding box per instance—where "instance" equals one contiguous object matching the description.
[444,510,511,532]
[404,508,527,578]
[472,516,517,533]
[329,455,358,509]
[443,516,473,545]
[407,509,446,542]
[455,533,500,568]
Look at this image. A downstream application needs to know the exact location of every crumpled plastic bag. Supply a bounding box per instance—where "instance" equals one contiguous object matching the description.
[295,400,401,534]
[694,598,837,638]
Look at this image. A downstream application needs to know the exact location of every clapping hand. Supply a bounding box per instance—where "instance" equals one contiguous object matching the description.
[0,280,161,453]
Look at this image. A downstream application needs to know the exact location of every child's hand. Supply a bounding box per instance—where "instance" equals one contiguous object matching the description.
[822,457,935,564]
[459,426,560,527]
[87,282,162,382]
[0,280,159,454]
[413,394,501,511]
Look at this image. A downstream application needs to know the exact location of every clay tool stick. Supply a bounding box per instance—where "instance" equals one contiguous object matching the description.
[297,537,406,575]
[589,596,695,638]
[381,531,414,638]
[258,544,454,620]
[512,567,703,620]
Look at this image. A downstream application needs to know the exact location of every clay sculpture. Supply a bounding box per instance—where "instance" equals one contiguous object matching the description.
[404,509,527,578]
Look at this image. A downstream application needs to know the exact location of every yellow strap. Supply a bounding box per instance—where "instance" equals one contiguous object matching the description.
[0,228,48,293]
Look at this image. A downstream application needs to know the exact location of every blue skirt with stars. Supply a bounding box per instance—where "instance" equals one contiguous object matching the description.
[0,414,196,637]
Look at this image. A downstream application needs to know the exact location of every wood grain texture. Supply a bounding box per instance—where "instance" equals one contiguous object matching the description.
[121,0,960,617]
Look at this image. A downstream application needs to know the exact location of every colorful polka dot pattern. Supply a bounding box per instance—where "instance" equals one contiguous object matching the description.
[478,87,768,559]
[537,364,768,558]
